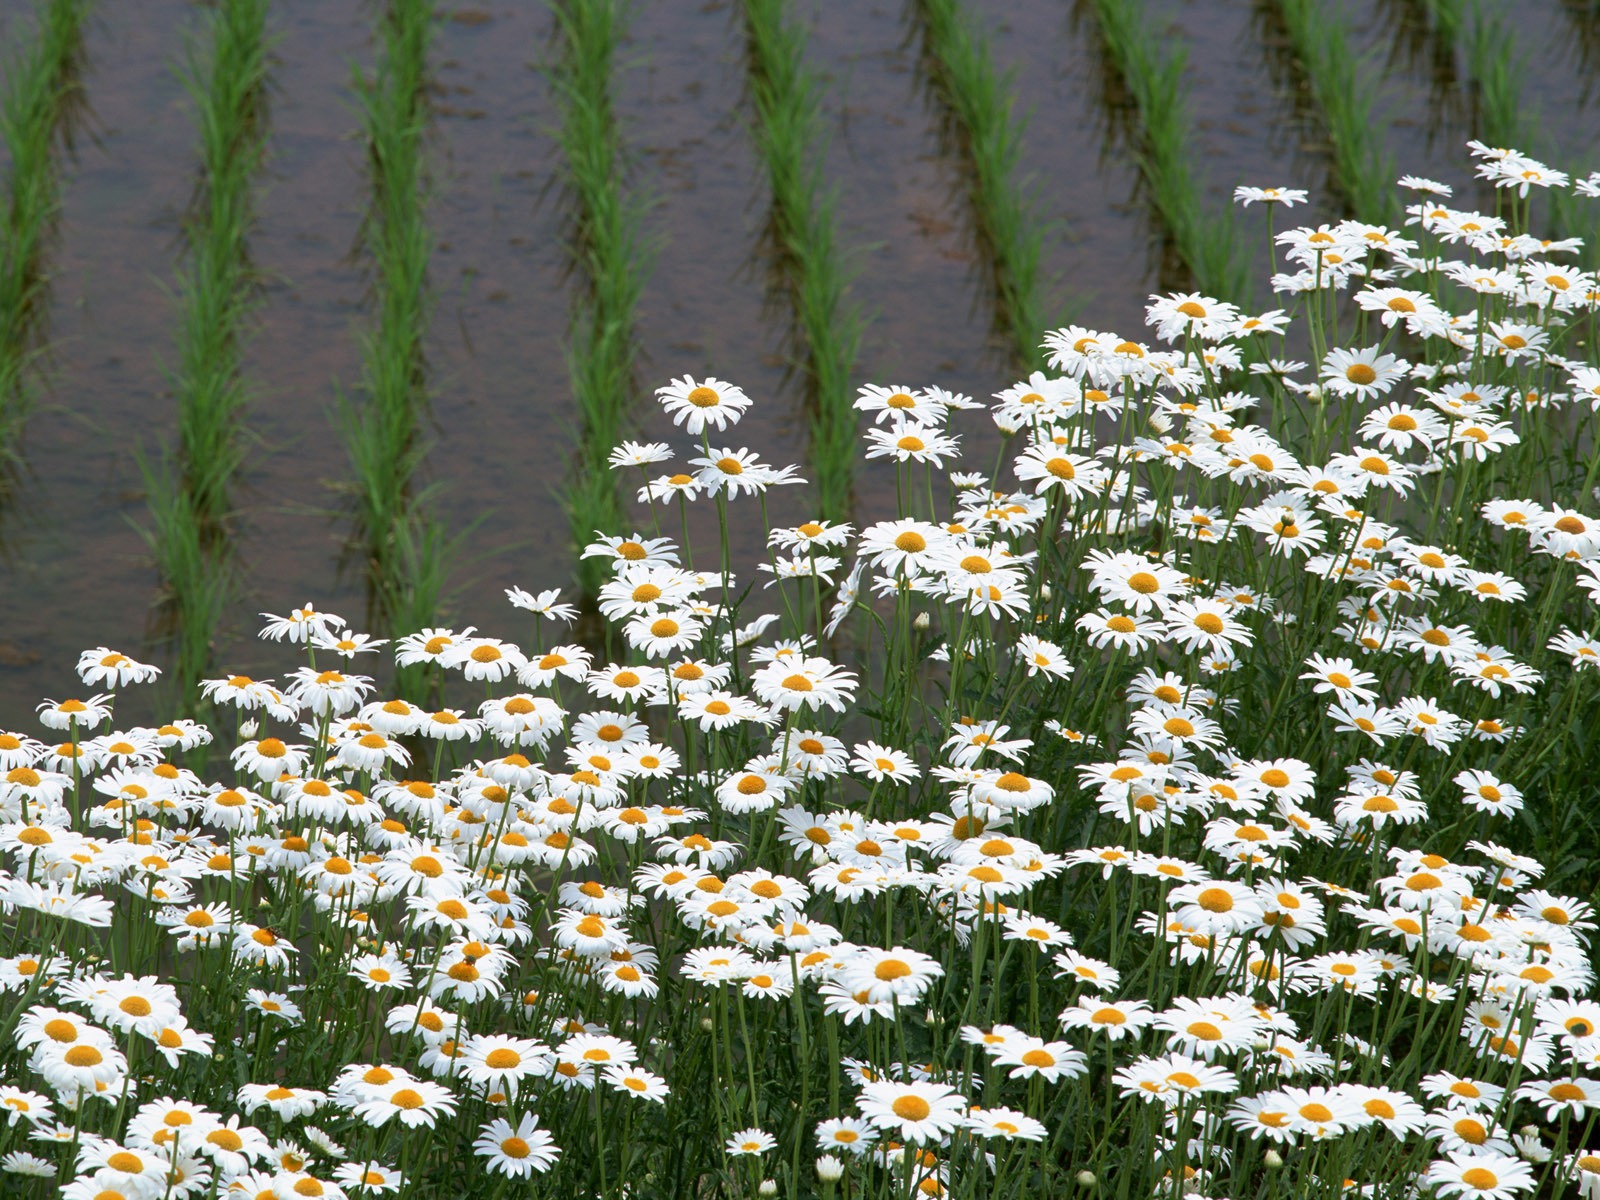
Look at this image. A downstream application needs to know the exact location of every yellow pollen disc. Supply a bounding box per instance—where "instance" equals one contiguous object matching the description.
[894,531,927,553]
[892,1095,931,1121]
[687,386,719,408]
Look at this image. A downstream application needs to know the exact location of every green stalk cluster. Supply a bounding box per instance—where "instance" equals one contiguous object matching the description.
[142,0,271,699]
[1273,0,1400,223]
[739,0,863,521]
[0,0,89,442]
[549,0,650,594]
[1085,0,1245,299]
[910,0,1048,368]
[343,0,445,632]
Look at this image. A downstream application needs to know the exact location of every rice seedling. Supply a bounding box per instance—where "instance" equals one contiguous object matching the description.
[0,0,90,445]
[547,0,652,594]
[7,144,1600,1200]
[141,0,271,701]
[738,0,864,521]
[1268,0,1401,222]
[1082,0,1247,300]
[908,0,1049,370]
[343,0,446,632]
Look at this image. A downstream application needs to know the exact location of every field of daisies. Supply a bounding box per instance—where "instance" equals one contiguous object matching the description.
[5,141,1600,1200]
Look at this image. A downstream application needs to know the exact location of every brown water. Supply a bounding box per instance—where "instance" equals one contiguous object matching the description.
[0,0,1595,728]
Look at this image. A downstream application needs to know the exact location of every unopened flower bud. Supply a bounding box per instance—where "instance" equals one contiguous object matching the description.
[240,718,260,739]
[700,1016,714,1033]
[759,1181,777,1197]
[1076,1170,1096,1188]
[816,1156,844,1182]
[1039,583,1052,601]
[1263,1150,1283,1169]
[913,612,930,631]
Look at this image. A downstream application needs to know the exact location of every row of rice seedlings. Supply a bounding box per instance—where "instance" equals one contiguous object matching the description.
[141,0,271,701]
[1378,0,1466,134]
[1458,2,1583,243]
[548,0,650,594]
[738,0,863,520]
[0,0,90,448]
[1270,0,1400,223]
[1081,0,1246,300]
[1400,1,1583,248]
[342,0,446,632]
[908,0,1048,369]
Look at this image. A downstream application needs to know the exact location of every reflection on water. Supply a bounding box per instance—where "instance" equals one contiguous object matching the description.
[0,0,1595,728]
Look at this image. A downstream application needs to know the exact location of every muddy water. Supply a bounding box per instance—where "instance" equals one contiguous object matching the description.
[0,0,1595,729]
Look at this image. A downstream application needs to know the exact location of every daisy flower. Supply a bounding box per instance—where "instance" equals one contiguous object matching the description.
[657,376,752,433]
[1425,1151,1534,1199]
[1321,346,1408,399]
[473,1113,560,1177]
[857,1079,967,1142]
[726,1128,776,1157]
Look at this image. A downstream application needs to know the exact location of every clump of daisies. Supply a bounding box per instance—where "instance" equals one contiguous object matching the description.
[6,143,1600,1200]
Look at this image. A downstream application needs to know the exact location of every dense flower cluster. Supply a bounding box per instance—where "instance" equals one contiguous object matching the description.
[3,145,1600,1198]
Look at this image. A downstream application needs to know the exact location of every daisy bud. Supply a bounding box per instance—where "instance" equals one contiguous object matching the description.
[1263,1151,1283,1169]
[240,718,260,739]
[1076,1170,1096,1188]
[759,1181,777,1197]
[700,1016,714,1033]
[1040,584,1052,601]
[816,1157,844,1182]
[913,612,930,631]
